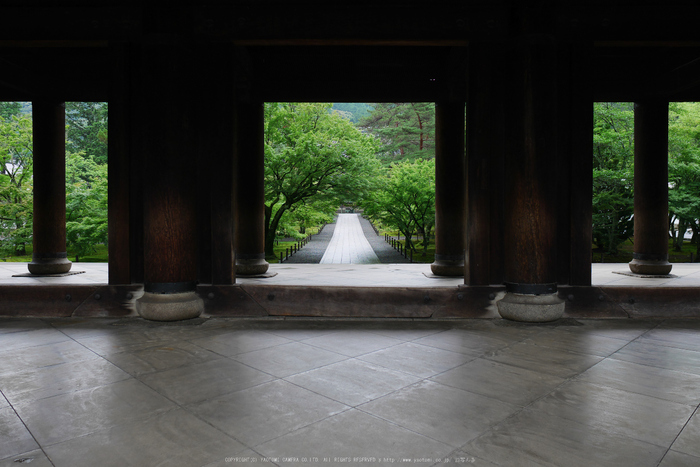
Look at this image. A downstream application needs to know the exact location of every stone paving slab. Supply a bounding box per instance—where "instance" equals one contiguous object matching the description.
[320,214,380,264]
[2,317,699,466]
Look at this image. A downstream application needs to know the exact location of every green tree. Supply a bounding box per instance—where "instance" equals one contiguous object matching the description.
[66,102,108,165]
[0,114,33,257]
[359,103,435,164]
[330,103,374,123]
[264,102,380,255]
[363,158,435,256]
[0,102,22,120]
[592,102,635,255]
[65,153,108,261]
[274,198,337,239]
[668,102,700,253]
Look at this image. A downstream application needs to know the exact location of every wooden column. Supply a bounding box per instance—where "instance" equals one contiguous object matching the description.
[135,42,203,321]
[28,100,72,275]
[497,34,564,322]
[629,100,672,275]
[432,100,467,276]
[558,43,593,286]
[466,43,506,285]
[108,44,132,285]
[234,99,269,276]
[196,43,236,285]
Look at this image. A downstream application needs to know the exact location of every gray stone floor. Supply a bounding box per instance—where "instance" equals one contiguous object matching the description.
[6,262,700,288]
[2,317,700,466]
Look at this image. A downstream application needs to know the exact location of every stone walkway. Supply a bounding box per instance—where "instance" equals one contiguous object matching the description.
[285,214,410,264]
[320,214,380,264]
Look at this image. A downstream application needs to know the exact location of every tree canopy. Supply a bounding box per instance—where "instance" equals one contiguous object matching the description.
[592,102,635,255]
[65,152,108,261]
[0,102,22,120]
[66,102,108,165]
[668,102,700,252]
[359,103,435,164]
[0,102,108,261]
[330,103,374,123]
[264,102,380,255]
[0,114,33,256]
[592,101,700,258]
[362,158,435,255]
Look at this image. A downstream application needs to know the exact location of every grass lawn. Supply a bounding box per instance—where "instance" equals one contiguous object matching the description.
[267,226,322,263]
[2,244,108,262]
[268,240,304,263]
[380,229,435,263]
[594,238,698,263]
[5,236,697,265]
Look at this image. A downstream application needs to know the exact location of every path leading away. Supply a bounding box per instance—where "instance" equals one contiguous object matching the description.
[283,213,410,264]
[320,214,381,264]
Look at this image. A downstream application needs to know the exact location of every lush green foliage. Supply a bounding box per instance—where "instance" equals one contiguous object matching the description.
[0,114,34,256]
[359,103,435,164]
[362,158,435,255]
[0,102,108,261]
[264,102,381,255]
[66,102,108,165]
[592,101,700,258]
[668,102,700,252]
[64,102,109,260]
[330,103,374,123]
[65,153,108,261]
[0,102,22,120]
[592,102,635,255]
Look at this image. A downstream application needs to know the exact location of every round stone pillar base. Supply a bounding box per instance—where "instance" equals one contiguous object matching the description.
[136,291,204,321]
[629,258,672,275]
[236,257,269,276]
[28,254,72,275]
[430,254,464,277]
[497,292,565,323]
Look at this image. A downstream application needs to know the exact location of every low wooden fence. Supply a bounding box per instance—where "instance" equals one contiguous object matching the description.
[384,234,413,263]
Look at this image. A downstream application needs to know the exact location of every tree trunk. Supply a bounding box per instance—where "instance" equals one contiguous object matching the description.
[265,204,289,256]
[669,214,676,239]
[675,220,686,252]
[400,228,414,251]
[423,227,431,257]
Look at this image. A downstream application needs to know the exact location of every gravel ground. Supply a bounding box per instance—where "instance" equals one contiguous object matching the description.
[283,215,411,264]
[281,222,336,263]
[358,216,411,264]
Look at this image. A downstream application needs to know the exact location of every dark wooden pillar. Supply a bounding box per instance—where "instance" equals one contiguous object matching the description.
[134,42,203,321]
[466,43,506,285]
[234,99,269,276]
[196,44,236,285]
[108,44,132,285]
[497,33,564,322]
[629,100,672,275]
[28,100,72,275]
[558,43,593,286]
[432,100,467,276]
